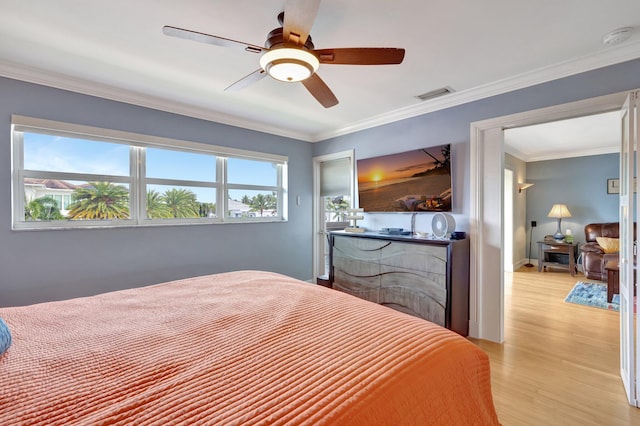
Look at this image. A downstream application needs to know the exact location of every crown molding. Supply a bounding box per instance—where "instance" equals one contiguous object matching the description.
[1,39,640,144]
[0,60,312,142]
[311,40,640,142]
[505,144,619,162]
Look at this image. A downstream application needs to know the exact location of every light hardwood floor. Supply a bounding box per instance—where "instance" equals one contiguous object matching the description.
[469,266,640,425]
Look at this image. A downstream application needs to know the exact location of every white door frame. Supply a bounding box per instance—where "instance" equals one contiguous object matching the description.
[311,150,355,281]
[469,90,630,342]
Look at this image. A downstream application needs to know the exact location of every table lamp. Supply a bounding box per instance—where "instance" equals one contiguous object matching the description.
[548,204,571,240]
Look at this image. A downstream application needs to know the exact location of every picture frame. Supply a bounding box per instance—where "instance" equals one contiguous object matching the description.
[356,144,452,212]
[608,177,637,194]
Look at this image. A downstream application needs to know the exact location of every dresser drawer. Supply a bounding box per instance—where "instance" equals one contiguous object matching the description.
[333,255,380,279]
[378,242,447,275]
[378,284,446,327]
[333,235,388,261]
[379,266,447,302]
[332,274,379,303]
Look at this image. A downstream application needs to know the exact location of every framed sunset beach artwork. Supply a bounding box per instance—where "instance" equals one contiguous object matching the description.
[356,144,452,212]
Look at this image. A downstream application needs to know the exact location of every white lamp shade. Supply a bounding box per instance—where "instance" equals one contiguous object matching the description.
[547,204,572,218]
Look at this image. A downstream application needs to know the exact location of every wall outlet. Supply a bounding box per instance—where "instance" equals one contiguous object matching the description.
[531,220,537,227]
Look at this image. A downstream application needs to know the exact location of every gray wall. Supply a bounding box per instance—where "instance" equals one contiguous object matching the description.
[3,57,640,307]
[526,153,619,258]
[0,77,313,307]
[313,58,640,236]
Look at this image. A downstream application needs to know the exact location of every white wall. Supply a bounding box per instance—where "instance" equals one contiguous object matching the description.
[506,154,528,268]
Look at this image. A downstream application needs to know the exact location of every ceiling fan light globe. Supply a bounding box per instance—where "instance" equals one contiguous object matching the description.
[267,60,312,82]
[260,48,319,82]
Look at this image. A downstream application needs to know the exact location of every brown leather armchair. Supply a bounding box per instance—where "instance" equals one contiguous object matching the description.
[581,223,621,281]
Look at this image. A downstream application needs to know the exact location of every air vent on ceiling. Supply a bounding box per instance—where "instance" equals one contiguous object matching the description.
[415,86,455,102]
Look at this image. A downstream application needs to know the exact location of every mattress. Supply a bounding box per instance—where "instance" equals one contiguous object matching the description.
[0,270,499,425]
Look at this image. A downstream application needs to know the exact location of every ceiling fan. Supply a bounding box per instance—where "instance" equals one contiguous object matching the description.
[162,0,405,108]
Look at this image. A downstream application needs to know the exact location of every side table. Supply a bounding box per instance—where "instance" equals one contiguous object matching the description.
[537,241,578,276]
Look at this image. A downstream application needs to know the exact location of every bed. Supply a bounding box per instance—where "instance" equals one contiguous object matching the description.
[0,270,499,425]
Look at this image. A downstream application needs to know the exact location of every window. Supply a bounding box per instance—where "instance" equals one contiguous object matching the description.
[144,147,218,220]
[226,158,283,219]
[12,115,288,230]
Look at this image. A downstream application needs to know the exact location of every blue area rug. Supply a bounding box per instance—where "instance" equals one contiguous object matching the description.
[564,281,619,311]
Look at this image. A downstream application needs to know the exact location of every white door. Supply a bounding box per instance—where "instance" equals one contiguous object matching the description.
[312,151,355,280]
[619,91,639,406]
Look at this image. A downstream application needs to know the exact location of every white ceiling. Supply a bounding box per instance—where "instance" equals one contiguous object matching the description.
[1,0,639,145]
[504,110,621,162]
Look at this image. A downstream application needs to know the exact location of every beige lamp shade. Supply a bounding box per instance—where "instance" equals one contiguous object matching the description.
[547,204,571,240]
[547,204,572,218]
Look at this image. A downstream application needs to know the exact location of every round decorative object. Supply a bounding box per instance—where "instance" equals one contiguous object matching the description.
[602,27,634,46]
[432,213,456,239]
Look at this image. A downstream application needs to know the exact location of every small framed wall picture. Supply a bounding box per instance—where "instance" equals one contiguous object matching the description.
[608,177,637,194]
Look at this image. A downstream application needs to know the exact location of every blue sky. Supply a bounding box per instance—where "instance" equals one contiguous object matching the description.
[24,133,278,204]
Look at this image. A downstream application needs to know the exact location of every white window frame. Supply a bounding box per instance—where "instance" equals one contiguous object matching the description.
[224,157,286,222]
[11,115,288,230]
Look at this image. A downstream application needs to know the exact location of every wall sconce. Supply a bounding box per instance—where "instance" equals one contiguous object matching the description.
[517,182,534,193]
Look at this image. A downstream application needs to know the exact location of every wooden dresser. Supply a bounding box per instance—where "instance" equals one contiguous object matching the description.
[329,231,470,336]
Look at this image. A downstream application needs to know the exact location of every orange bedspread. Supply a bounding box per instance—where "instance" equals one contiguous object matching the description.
[0,271,499,425]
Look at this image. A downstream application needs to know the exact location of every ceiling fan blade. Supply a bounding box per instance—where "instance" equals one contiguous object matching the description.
[225,69,268,92]
[163,26,264,54]
[315,48,405,65]
[283,0,321,45]
[301,73,338,108]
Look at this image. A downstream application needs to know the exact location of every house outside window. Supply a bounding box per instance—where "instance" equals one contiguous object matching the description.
[24,179,75,215]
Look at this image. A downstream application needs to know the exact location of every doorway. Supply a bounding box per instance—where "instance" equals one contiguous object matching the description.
[311,150,355,281]
[469,90,629,342]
